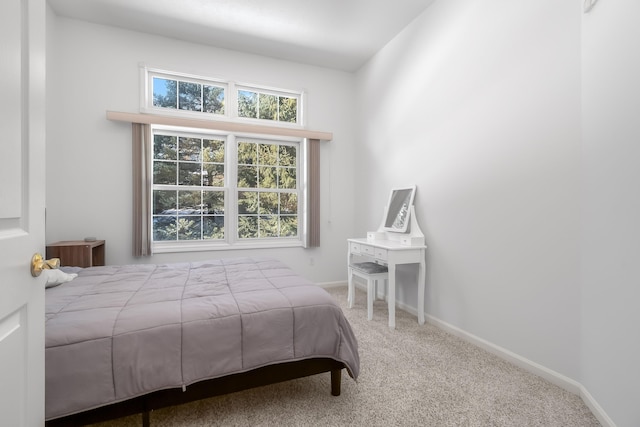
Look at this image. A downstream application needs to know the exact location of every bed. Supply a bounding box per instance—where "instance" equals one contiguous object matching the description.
[44,257,360,426]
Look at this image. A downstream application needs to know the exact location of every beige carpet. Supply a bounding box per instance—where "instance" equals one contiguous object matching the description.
[93,286,600,427]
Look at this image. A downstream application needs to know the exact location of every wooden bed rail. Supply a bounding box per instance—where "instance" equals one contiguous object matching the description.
[45,358,345,427]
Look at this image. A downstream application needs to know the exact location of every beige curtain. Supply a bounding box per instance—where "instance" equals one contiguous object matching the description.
[132,123,152,256]
[307,138,320,247]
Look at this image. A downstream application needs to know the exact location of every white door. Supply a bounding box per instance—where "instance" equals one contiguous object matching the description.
[0,0,47,426]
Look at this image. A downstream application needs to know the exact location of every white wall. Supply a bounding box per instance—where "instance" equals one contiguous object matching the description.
[357,0,640,424]
[46,15,357,283]
[356,0,582,382]
[581,1,640,426]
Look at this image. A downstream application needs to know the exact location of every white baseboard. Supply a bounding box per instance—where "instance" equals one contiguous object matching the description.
[332,281,616,427]
[579,384,617,427]
[317,281,347,289]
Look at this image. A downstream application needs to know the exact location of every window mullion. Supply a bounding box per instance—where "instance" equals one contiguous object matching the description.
[228,81,237,120]
[227,134,237,245]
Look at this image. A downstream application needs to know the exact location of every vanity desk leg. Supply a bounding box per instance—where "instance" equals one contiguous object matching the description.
[387,263,397,329]
[418,250,426,325]
[347,252,354,308]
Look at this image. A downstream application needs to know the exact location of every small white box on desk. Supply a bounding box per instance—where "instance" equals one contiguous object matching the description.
[400,236,424,246]
[367,231,385,242]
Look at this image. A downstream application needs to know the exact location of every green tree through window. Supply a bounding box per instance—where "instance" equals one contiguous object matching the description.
[237,140,298,239]
[152,133,299,244]
[145,68,304,249]
[153,77,225,115]
[152,134,225,241]
[237,89,298,123]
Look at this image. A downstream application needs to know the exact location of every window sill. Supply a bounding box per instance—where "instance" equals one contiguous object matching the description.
[153,239,304,254]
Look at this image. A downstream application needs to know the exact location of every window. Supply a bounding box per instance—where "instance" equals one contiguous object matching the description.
[237,88,300,124]
[237,139,298,239]
[152,132,226,242]
[151,129,302,250]
[137,67,319,254]
[142,67,303,126]
[149,73,226,115]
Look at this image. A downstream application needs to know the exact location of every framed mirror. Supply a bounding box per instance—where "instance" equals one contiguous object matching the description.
[382,185,416,233]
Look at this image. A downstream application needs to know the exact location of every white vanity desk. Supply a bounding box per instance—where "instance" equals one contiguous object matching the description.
[347,205,426,329]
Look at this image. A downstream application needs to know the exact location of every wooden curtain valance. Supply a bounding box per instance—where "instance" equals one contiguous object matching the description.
[107,111,332,141]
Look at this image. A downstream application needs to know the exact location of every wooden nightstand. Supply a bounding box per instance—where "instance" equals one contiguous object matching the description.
[46,240,106,268]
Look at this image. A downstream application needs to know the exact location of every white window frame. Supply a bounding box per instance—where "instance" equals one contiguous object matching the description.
[141,66,311,254]
[234,83,305,127]
[140,66,229,120]
[151,126,307,254]
[232,135,303,246]
[140,66,306,128]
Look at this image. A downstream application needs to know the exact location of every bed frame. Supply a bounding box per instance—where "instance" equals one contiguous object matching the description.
[45,358,345,427]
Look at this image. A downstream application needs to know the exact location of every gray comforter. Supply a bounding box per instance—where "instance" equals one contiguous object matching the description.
[45,257,360,420]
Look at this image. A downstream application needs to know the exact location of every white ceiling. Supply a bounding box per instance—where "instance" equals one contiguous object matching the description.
[47,0,436,71]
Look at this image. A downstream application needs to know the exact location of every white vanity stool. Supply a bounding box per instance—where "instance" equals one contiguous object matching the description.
[348,262,389,321]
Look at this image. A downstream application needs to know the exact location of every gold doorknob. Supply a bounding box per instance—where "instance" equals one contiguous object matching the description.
[31,253,60,277]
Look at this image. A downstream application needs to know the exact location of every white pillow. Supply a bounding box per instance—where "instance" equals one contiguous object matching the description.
[43,269,78,288]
